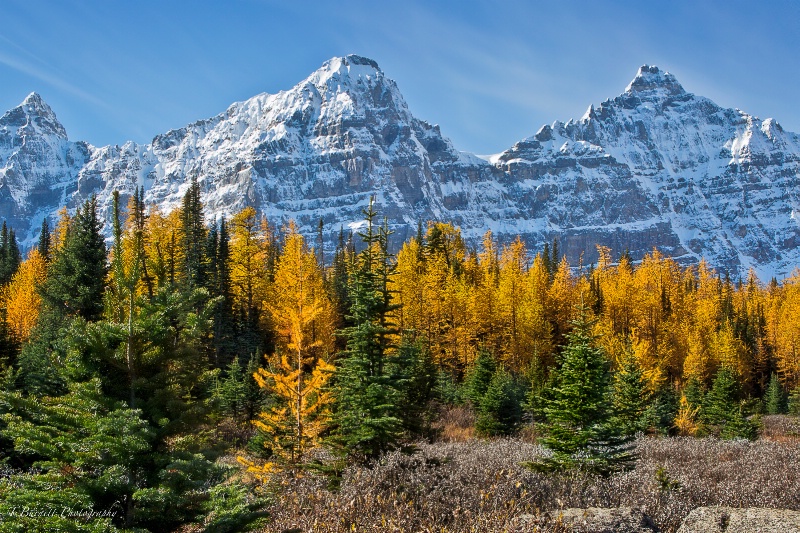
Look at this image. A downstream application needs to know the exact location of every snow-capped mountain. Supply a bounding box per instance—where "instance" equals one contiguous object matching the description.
[493,65,800,279]
[0,93,90,231]
[1,57,799,279]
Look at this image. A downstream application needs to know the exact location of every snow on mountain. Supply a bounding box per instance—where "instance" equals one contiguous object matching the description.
[1,59,799,279]
[0,93,90,231]
[494,65,800,279]
[71,55,494,249]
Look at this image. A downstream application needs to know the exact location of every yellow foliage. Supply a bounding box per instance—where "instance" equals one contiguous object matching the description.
[229,207,272,325]
[2,249,47,343]
[236,455,277,486]
[268,222,334,364]
[52,207,70,253]
[253,222,335,468]
[674,395,699,436]
[772,273,800,387]
[253,356,334,467]
[390,237,426,334]
[143,206,184,288]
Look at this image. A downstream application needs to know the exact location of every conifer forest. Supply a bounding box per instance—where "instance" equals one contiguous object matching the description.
[1,184,800,531]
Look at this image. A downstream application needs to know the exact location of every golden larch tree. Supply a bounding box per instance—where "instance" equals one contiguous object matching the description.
[229,207,272,330]
[252,222,334,469]
[2,249,47,344]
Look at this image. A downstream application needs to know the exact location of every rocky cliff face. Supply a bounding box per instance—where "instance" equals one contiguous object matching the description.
[72,55,495,248]
[0,93,90,232]
[494,65,800,278]
[1,57,799,278]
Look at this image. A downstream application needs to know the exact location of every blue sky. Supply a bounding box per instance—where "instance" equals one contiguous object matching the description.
[1,0,798,155]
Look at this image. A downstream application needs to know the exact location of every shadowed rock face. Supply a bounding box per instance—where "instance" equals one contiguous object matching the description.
[2,59,800,278]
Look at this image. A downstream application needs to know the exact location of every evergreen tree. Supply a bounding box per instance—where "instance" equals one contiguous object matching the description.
[0,221,21,285]
[788,385,800,415]
[701,367,758,440]
[764,372,787,415]
[475,368,524,437]
[436,370,465,405]
[19,283,262,530]
[329,199,403,461]
[39,197,107,321]
[0,379,152,530]
[243,354,269,421]
[16,200,106,397]
[523,352,547,420]
[331,227,354,335]
[14,311,69,396]
[107,190,142,408]
[550,237,560,274]
[391,335,438,437]
[588,267,605,315]
[209,217,235,367]
[206,219,219,291]
[38,217,51,262]
[464,346,497,406]
[214,356,268,425]
[216,355,248,423]
[683,376,705,410]
[644,382,679,435]
[180,178,208,289]
[542,242,551,278]
[0,306,18,368]
[611,349,651,435]
[528,305,634,476]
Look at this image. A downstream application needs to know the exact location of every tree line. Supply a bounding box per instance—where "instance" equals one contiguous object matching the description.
[0,184,798,529]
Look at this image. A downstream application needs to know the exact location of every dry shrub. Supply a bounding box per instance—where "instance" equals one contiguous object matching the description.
[263,434,800,533]
[214,418,256,447]
[431,404,476,442]
[760,414,800,442]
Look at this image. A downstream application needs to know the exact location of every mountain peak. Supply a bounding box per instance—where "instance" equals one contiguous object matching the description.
[1,91,68,139]
[624,65,685,98]
[307,55,385,90]
[23,92,45,106]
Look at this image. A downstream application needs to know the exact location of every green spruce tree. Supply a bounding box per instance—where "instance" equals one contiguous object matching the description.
[465,347,497,407]
[683,376,705,410]
[789,385,800,415]
[0,379,152,530]
[528,304,634,476]
[329,199,403,462]
[523,352,548,421]
[701,367,758,440]
[611,349,651,435]
[391,335,438,437]
[764,372,787,415]
[39,197,107,321]
[475,368,524,437]
[180,178,208,289]
[0,221,21,285]
[643,381,679,435]
[38,217,51,263]
[216,355,248,423]
[211,217,236,367]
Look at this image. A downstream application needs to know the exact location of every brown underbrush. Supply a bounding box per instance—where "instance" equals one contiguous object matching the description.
[760,414,800,443]
[263,422,800,532]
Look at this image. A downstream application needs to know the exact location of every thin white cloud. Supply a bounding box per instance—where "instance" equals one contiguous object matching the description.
[0,36,108,109]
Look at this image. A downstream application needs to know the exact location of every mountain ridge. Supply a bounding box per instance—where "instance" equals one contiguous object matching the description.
[1,56,799,279]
